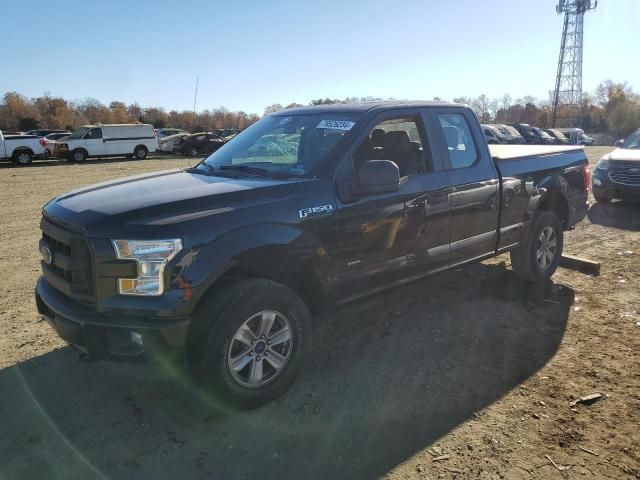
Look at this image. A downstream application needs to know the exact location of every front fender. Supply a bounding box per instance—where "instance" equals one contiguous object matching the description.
[167,223,329,307]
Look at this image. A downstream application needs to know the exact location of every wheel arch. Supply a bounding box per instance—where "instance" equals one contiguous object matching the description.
[178,224,330,318]
[12,147,35,156]
[211,248,325,316]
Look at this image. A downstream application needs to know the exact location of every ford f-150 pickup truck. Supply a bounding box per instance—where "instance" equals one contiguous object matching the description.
[35,102,590,408]
[0,130,48,165]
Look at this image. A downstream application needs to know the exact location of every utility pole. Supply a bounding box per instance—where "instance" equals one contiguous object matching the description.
[192,76,199,131]
[551,0,598,128]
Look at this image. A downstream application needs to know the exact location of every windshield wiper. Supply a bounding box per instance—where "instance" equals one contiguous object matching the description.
[219,165,274,177]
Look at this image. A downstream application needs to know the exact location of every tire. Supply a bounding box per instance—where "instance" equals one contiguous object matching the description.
[71,149,87,162]
[12,150,33,166]
[188,278,312,409]
[189,147,198,157]
[133,145,148,159]
[593,194,611,203]
[510,211,564,282]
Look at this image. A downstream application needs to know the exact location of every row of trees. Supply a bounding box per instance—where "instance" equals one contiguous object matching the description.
[264,82,640,138]
[1,81,638,138]
[0,94,260,133]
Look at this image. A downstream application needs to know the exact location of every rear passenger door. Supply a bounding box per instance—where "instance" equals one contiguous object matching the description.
[430,110,500,264]
[333,110,451,300]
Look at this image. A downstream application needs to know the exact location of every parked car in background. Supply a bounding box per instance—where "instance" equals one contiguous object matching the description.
[592,127,640,203]
[544,129,570,145]
[214,128,242,139]
[43,132,72,157]
[0,130,48,165]
[25,129,71,137]
[509,123,537,144]
[481,124,504,144]
[491,124,524,144]
[155,128,188,140]
[55,124,157,162]
[35,102,590,408]
[179,132,225,157]
[557,128,595,146]
[158,132,189,153]
[532,127,556,145]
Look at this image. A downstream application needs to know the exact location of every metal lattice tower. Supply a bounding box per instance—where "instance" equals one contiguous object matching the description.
[551,0,597,128]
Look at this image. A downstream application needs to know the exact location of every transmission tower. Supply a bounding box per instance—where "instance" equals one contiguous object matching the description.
[551,0,598,128]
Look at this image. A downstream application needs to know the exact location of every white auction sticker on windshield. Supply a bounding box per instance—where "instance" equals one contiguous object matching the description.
[316,120,355,131]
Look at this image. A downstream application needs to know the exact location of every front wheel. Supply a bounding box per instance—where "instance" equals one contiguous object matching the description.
[510,211,564,282]
[71,149,87,162]
[188,278,311,409]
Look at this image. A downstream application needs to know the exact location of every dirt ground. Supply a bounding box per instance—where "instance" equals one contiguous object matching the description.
[0,147,638,480]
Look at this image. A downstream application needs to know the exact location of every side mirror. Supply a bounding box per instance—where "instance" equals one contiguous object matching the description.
[356,160,400,195]
[615,139,624,147]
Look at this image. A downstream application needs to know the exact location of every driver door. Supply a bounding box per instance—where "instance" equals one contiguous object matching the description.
[332,111,451,302]
[83,127,106,156]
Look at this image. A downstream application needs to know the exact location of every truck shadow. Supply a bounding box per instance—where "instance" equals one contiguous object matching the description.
[0,262,572,480]
[587,201,640,231]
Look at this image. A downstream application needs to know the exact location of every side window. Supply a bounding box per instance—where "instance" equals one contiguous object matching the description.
[353,117,431,178]
[437,114,477,169]
[85,128,103,139]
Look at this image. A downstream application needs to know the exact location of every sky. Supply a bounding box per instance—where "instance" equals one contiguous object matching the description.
[3,0,639,115]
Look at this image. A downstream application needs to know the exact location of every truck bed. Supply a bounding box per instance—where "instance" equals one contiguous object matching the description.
[489,144,584,161]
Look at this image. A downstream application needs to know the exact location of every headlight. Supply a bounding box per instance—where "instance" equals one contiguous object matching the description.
[596,158,610,170]
[112,239,182,296]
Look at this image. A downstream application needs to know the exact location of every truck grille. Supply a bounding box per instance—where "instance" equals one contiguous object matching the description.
[609,162,640,186]
[40,217,95,303]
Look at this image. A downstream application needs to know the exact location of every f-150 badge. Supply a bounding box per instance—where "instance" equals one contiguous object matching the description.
[299,205,334,219]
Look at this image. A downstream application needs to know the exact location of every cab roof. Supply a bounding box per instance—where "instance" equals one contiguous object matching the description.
[272,101,467,115]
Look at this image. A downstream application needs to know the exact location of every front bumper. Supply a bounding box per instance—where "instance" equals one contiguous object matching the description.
[592,169,640,200]
[35,276,190,361]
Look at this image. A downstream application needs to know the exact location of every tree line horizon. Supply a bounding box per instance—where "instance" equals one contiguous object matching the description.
[1,80,638,138]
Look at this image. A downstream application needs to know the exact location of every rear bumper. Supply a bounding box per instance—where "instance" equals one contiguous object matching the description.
[592,169,640,200]
[35,276,189,361]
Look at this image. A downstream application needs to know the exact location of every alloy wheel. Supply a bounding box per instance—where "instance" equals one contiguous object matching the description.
[226,310,293,388]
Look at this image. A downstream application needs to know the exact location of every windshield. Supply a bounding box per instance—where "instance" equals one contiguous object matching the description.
[622,129,640,149]
[198,113,360,177]
[67,127,90,139]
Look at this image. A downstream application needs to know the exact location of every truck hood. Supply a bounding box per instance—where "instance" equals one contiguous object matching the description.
[44,168,300,236]
[605,148,640,162]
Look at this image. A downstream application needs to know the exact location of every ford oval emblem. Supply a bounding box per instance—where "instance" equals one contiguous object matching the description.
[41,245,53,265]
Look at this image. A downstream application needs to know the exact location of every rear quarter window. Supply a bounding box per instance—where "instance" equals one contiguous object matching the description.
[437,114,478,169]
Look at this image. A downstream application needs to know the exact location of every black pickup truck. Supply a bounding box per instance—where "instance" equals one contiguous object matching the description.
[35,102,590,408]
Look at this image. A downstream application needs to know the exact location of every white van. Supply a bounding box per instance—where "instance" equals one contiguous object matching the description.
[556,128,595,146]
[56,124,157,162]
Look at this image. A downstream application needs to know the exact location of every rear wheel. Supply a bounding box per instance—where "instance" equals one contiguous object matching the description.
[510,211,563,282]
[188,147,198,157]
[71,149,87,162]
[133,145,148,159]
[188,278,311,409]
[13,150,33,166]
